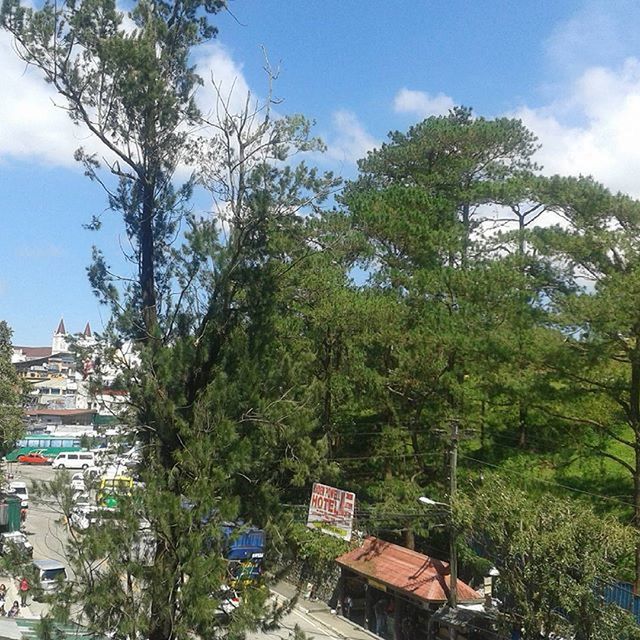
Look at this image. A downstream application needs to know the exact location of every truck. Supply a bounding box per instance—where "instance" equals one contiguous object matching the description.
[222,525,265,586]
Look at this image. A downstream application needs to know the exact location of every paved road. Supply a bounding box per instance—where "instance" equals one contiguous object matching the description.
[3,463,67,619]
[5,464,365,640]
[248,606,344,640]
[8,463,67,565]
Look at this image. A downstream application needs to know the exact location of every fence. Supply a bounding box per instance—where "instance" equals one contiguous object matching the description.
[603,581,640,623]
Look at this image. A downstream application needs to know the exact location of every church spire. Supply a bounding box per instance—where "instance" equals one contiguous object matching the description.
[83,322,92,338]
[52,317,69,354]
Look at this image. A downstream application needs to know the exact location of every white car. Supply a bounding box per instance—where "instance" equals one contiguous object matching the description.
[0,531,33,557]
[69,505,99,531]
[72,492,92,507]
[70,473,86,492]
[213,586,241,619]
[9,481,28,508]
[33,559,67,594]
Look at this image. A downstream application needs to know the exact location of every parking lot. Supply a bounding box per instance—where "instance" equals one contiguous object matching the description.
[7,463,67,563]
[4,462,71,618]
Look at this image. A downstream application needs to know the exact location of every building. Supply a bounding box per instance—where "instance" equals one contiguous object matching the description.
[12,318,94,365]
[25,408,96,427]
[12,319,129,420]
[336,537,489,640]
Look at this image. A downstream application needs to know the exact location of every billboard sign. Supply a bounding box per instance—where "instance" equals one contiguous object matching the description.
[307,482,355,541]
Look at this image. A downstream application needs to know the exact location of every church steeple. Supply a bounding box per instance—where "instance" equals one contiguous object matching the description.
[83,322,92,338]
[55,318,66,335]
[52,317,69,353]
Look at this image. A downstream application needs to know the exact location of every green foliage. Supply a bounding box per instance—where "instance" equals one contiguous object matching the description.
[288,523,350,583]
[0,321,25,455]
[463,479,639,639]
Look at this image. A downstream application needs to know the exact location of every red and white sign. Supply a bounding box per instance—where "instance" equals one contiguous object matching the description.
[307,482,356,541]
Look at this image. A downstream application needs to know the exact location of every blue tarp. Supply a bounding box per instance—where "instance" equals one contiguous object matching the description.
[603,581,640,623]
[222,526,265,560]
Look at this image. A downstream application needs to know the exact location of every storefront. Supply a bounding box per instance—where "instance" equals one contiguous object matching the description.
[336,537,488,640]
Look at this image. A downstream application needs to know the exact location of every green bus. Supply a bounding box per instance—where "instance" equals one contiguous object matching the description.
[6,435,83,462]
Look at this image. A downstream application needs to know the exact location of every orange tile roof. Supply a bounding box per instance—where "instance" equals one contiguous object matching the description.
[336,536,481,603]
[25,408,96,416]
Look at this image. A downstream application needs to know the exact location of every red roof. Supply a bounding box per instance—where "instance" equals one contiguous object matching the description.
[14,346,53,359]
[26,408,96,416]
[336,537,481,604]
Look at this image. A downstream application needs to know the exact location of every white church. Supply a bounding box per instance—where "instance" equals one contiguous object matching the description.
[12,319,96,411]
[13,319,132,418]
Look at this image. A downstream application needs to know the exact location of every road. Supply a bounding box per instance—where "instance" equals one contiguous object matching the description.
[248,605,345,640]
[9,463,68,566]
[6,463,356,640]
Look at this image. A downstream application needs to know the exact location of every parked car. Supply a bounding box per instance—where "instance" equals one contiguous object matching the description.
[69,505,99,531]
[70,473,86,493]
[8,481,29,508]
[52,451,96,470]
[213,586,241,620]
[32,559,67,596]
[17,450,51,465]
[69,503,118,531]
[72,492,92,507]
[0,531,33,557]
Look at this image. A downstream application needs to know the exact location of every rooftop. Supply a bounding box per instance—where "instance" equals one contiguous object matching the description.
[25,408,96,416]
[336,536,481,604]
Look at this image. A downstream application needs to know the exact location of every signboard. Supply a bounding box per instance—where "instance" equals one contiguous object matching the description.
[307,482,356,541]
[368,579,387,592]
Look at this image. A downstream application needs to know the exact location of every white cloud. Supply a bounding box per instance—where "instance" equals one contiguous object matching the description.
[0,30,254,170]
[393,88,455,118]
[0,32,88,168]
[194,42,253,122]
[325,109,379,165]
[513,57,640,198]
[544,1,640,75]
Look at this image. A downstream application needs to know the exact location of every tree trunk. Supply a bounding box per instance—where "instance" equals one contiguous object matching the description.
[148,537,179,640]
[518,402,527,448]
[140,176,158,337]
[404,526,415,550]
[461,202,470,269]
[517,212,528,450]
[631,354,640,590]
[322,330,334,457]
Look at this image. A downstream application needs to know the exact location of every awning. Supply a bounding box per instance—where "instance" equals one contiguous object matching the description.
[336,536,481,604]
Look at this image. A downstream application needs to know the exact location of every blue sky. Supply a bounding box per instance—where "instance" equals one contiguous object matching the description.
[2,0,640,345]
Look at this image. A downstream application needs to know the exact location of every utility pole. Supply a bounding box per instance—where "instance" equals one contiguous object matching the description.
[449,419,459,633]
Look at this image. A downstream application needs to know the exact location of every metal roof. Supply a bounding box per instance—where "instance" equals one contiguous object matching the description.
[336,536,481,604]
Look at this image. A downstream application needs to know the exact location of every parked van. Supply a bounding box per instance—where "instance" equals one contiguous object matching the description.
[9,481,28,508]
[33,559,67,593]
[52,451,96,470]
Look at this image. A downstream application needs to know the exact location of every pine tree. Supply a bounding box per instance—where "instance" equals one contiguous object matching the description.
[0,321,24,454]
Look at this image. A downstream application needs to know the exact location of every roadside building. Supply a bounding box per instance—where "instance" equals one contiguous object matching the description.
[336,537,493,640]
[25,408,96,427]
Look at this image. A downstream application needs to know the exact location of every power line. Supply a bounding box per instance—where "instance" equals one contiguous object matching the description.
[459,454,635,508]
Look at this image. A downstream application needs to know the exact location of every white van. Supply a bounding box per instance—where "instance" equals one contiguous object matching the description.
[32,559,67,593]
[52,451,96,470]
[9,481,28,508]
